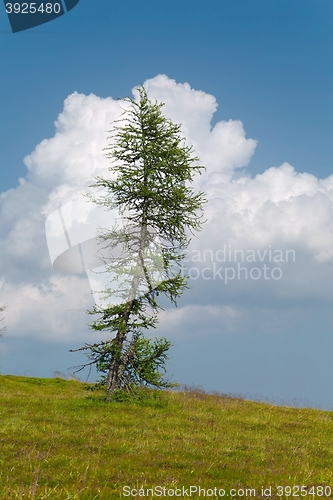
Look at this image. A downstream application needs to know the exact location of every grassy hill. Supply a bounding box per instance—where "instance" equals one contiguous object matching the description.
[1,375,333,499]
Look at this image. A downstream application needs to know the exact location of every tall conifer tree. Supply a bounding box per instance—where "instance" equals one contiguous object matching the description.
[74,87,206,400]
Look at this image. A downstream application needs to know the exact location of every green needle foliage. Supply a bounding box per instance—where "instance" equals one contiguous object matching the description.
[74,86,206,401]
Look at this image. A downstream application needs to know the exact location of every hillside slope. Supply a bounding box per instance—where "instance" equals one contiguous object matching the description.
[0,375,333,499]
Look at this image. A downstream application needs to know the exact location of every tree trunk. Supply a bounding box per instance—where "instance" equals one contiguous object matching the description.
[105,337,136,401]
[105,274,140,399]
[105,155,149,400]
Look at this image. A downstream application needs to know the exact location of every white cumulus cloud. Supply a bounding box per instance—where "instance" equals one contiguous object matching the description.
[0,74,332,345]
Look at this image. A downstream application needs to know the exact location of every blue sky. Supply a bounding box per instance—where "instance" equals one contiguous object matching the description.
[1,0,333,409]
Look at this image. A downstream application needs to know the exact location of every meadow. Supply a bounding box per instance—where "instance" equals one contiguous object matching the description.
[0,375,333,499]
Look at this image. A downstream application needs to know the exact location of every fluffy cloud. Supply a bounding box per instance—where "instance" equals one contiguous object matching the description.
[1,74,333,345]
[24,91,124,210]
[201,162,333,255]
[142,74,257,182]
[3,276,94,342]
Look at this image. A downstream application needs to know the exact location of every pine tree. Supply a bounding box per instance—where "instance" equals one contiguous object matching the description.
[74,87,206,400]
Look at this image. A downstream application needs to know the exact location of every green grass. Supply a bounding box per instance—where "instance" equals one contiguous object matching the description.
[1,375,333,499]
